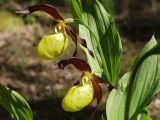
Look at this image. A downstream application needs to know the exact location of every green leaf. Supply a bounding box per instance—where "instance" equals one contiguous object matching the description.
[0,84,33,120]
[80,45,102,76]
[131,36,158,71]
[80,0,122,85]
[68,0,121,85]
[100,23,122,85]
[67,0,82,21]
[140,113,152,120]
[93,0,122,85]
[106,36,160,120]
[137,111,152,120]
[126,36,160,119]
[99,0,115,15]
[106,72,130,120]
[79,13,102,77]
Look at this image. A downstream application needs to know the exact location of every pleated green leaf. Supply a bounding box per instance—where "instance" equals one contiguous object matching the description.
[99,0,115,15]
[126,36,160,119]
[79,13,102,76]
[67,0,82,21]
[92,0,122,86]
[79,0,122,85]
[106,36,160,120]
[0,84,33,120]
[68,0,122,85]
[67,0,121,85]
[106,72,130,120]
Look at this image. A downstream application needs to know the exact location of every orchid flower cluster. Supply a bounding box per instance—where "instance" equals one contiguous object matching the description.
[17,4,105,112]
[2,1,159,120]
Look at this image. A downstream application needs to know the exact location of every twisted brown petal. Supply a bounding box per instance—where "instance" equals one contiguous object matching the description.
[65,25,78,56]
[91,75,102,105]
[58,57,91,72]
[93,75,106,83]
[65,25,77,45]
[16,4,63,20]
[65,25,94,58]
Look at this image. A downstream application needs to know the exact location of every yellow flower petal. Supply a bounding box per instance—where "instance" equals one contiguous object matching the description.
[36,33,66,60]
[62,78,94,112]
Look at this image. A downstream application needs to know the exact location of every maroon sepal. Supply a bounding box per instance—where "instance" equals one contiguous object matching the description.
[65,25,78,56]
[91,75,102,105]
[79,38,94,58]
[65,25,94,58]
[58,57,91,72]
[65,25,77,45]
[93,75,106,83]
[16,4,63,21]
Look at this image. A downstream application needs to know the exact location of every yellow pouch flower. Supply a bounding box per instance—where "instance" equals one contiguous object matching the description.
[62,73,94,112]
[36,22,76,60]
[36,33,66,60]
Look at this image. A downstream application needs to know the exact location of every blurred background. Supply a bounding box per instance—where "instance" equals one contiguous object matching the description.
[0,0,160,120]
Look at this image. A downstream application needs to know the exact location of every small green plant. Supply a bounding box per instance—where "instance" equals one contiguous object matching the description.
[0,0,160,120]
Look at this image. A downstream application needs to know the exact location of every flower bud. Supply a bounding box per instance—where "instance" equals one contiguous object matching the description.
[62,73,94,112]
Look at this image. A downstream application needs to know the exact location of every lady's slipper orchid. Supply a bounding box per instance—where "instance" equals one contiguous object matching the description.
[58,57,105,112]
[16,4,90,62]
[36,22,76,60]
[17,4,104,112]
[62,72,94,112]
